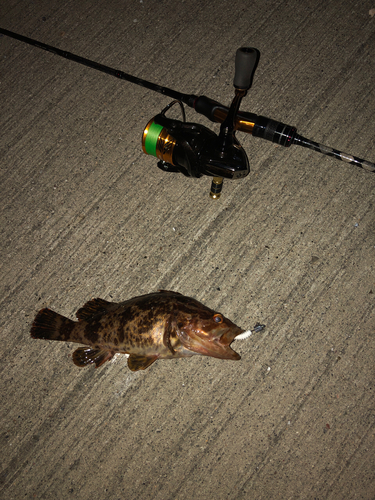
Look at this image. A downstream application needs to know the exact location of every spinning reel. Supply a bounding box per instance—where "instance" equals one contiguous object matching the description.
[142,47,258,198]
[1,28,374,199]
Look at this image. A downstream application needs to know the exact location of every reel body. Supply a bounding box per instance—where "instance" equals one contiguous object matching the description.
[142,104,250,181]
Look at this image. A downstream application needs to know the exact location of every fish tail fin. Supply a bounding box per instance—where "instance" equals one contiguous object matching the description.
[30,308,76,342]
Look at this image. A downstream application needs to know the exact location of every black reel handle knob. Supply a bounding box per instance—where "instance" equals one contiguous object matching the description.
[234,47,260,90]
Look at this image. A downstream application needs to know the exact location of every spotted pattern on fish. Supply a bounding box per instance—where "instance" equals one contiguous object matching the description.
[30,291,249,371]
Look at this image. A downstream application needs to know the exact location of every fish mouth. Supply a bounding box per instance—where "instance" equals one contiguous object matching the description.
[221,326,245,345]
[219,326,245,360]
[177,325,244,360]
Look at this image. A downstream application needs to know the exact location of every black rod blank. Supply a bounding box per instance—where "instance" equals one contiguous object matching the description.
[293,135,375,173]
[0,27,197,106]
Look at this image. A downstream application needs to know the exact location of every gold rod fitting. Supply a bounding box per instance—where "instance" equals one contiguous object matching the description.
[213,109,255,133]
[210,177,224,199]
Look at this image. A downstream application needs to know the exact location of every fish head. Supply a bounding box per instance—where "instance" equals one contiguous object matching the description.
[174,299,244,360]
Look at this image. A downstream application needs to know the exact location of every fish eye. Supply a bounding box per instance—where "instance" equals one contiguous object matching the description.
[213,314,223,323]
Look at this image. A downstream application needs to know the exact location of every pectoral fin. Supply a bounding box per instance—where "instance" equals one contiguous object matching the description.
[127,354,158,371]
[73,347,114,368]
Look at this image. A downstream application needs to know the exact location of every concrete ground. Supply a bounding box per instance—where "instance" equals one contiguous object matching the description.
[1,0,374,499]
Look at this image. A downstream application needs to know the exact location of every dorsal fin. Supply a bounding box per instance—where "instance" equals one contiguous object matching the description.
[76,298,119,321]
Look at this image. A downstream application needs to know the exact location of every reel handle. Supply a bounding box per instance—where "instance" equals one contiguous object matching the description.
[209,48,259,198]
[234,48,260,90]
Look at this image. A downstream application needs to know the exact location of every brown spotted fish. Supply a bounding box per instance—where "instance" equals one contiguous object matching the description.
[30,290,247,371]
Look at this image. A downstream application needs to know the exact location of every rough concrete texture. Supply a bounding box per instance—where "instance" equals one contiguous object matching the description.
[1,0,374,499]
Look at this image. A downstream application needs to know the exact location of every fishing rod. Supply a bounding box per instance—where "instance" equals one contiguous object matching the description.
[1,27,374,198]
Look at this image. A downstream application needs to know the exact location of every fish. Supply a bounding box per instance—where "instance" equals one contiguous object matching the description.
[30,290,255,372]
